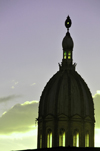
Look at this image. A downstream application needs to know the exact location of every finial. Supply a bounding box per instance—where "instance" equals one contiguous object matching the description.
[65,16,72,32]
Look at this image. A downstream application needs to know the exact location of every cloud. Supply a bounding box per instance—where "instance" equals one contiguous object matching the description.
[15,82,19,85]
[11,80,19,89]
[12,80,19,85]
[95,128,100,147]
[0,131,37,150]
[0,95,21,103]
[93,90,100,128]
[0,101,39,134]
[11,86,15,89]
[30,83,36,86]
[93,90,100,98]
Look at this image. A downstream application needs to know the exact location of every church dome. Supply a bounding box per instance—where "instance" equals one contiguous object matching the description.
[39,16,94,122]
[39,69,94,121]
[37,16,95,148]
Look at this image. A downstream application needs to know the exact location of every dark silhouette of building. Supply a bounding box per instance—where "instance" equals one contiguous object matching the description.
[37,16,95,149]
[16,146,100,151]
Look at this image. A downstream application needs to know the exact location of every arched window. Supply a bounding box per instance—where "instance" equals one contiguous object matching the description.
[85,131,89,147]
[64,51,67,59]
[59,128,65,147]
[40,134,42,148]
[68,51,71,59]
[47,129,52,148]
[73,130,79,147]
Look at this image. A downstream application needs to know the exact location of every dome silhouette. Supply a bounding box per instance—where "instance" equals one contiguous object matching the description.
[37,16,95,148]
[39,69,94,121]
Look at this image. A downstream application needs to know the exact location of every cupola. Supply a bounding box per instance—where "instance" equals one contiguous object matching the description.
[62,16,74,66]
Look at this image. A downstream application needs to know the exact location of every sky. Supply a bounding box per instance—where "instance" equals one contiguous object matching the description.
[0,0,100,150]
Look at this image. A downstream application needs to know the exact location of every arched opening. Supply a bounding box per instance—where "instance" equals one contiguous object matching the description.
[40,134,42,148]
[59,128,65,147]
[47,129,52,148]
[85,131,89,147]
[73,130,79,147]
[64,51,67,59]
[68,51,71,59]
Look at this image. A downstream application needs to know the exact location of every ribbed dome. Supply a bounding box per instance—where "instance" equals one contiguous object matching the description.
[39,69,94,121]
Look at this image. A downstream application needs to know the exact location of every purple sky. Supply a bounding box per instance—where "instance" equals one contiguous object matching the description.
[0,0,100,150]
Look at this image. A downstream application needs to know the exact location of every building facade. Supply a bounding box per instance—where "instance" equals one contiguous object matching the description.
[37,16,95,148]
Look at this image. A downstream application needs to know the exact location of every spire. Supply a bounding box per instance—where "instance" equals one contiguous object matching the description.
[65,15,72,32]
[62,16,73,53]
[60,16,75,70]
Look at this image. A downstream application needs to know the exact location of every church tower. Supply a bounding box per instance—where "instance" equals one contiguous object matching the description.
[37,16,95,148]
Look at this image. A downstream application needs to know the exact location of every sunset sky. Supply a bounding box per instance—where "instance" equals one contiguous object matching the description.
[0,0,100,150]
